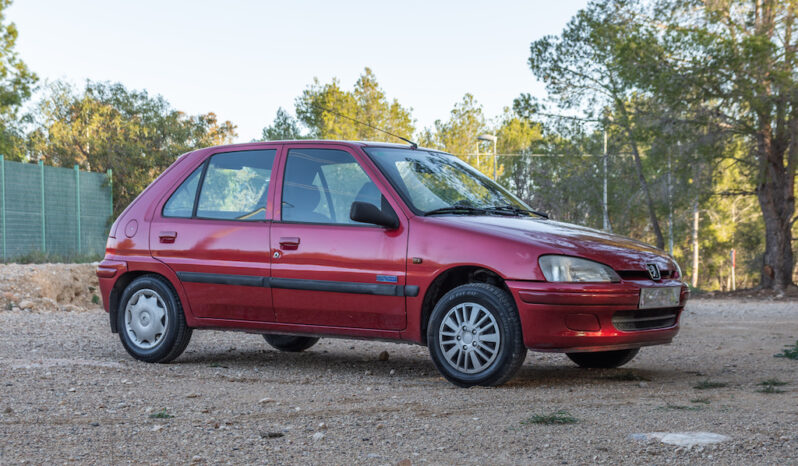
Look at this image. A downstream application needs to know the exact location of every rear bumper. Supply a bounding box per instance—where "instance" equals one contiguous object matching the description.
[506,279,688,352]
[96,259,127,313]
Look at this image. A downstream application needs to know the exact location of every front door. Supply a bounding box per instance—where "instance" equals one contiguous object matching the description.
[150,148,277,322]
[270,146,409,330]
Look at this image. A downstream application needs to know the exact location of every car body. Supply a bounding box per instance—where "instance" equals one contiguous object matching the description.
[97,140,688,387]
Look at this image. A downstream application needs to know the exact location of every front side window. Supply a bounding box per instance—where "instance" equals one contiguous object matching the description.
[281,148,388,225]
[364,147,530,214]
[195,149,276,220]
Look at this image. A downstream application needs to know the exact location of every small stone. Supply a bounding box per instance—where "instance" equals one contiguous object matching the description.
[397,460,412,466]
[151,425,165,432]
[389,369,396,375]
[3,407,12,414]
[260,431,284,439]
[68,387,76,392]
[638,382,649,388]
[312,432,325,441]
[258,397,273,404]
[186,393,200,399]
[376,423,385,429]
[190,455,204,464]
[378,351,389,361]
[318,422,327,430]
[364,370,372,376]
[18,300,33,310]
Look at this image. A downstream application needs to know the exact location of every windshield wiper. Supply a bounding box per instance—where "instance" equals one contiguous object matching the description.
[423,206,488,216]
[487,204,549,219]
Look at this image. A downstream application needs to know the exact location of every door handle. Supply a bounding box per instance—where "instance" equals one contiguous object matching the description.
[279,237,300,250]
[159,231,177,243]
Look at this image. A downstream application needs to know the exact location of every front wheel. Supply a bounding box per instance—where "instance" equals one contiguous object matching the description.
[566,348,640,368]
[427,283,526,387]
[262,334,319,352]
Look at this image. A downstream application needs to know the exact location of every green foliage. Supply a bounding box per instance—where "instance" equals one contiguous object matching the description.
[5,250,102,264]
[693,380,728,390]
[28,81,237,214]
[259,107,305,141]
[521,411,578,425]
[774,342,798,360]
[0,0,36,161]
[689,398,710,404]
[148,408,173,419]
[757,379,787,394]
[295,67,414,142]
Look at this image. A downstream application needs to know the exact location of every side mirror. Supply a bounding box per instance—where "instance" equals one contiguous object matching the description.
[350,201,399,229]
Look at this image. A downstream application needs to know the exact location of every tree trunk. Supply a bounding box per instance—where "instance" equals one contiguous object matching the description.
[756,123,796,290]
[616,103,665,250]
[757,187,795,289]
[625,129,666,250]
[691,199,699,288]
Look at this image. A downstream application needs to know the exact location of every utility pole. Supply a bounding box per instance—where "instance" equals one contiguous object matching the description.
[691,198,699,288]
[602,129,610,231]
[667,151,674,256]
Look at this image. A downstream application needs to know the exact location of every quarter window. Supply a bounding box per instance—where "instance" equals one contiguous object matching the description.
[163,165,202,218]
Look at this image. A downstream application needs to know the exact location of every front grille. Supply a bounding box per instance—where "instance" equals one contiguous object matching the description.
[618,269,673,280]
[612,308,678,331]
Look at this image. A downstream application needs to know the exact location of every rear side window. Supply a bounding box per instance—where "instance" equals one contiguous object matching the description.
[196,150,276,220]
[162,149,276,220]
[163,165,202,218]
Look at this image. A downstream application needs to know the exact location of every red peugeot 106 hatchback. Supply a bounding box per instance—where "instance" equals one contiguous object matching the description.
[97,140,688,387]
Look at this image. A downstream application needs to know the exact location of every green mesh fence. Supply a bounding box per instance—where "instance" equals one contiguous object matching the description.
[0,157,112,261]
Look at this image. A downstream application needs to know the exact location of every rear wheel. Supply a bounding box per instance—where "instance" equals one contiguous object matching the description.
[262,334,319,352]
[117,275,192,363]
[427,283,526,387]
[566,348,640,368]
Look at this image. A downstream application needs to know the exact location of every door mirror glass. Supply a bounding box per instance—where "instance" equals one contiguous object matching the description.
[350,201,399,229]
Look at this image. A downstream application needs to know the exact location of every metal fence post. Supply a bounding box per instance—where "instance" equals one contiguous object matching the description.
[75,164,81,254]
[1,155,5,262]
[40,160,45,253]
[107,168,113,218]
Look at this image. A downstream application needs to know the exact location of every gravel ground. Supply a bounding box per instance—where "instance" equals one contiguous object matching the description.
[1,291,797,464]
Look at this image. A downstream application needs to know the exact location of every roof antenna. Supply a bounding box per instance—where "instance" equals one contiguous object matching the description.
[312,104,418,149]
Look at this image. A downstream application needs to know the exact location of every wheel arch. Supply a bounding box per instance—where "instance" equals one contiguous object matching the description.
[419,265,511,345]
[109,270,179,333]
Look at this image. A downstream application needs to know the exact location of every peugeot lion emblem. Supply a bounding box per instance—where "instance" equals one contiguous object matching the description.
[646,263,661,280]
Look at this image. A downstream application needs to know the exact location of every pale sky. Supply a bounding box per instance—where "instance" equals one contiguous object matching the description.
[11,0,588,142]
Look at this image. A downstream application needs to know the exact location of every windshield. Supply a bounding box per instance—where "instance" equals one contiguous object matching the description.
[364,147,532,215]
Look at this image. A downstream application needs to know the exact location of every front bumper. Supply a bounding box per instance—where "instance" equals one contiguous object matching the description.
[506,279,688,352]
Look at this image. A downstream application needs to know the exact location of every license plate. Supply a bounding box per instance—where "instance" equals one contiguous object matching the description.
[639,286,681,309]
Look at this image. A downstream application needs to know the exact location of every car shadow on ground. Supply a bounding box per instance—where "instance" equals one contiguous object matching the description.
[141,346,689,389]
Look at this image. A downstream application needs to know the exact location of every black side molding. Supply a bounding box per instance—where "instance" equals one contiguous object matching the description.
[177,272,420,297]
[176,271,266,287]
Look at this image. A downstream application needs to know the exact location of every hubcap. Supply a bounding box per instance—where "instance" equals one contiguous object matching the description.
[124,289,168,350]
[438,302,500,374]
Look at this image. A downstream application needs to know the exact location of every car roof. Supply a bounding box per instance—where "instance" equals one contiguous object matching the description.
[193,140,441,153]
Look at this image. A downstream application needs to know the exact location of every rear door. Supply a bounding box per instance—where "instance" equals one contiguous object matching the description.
[269,145,410,330]
[150,147,278,321]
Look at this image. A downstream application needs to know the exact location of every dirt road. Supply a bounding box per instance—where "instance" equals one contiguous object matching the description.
[0,266,796,464]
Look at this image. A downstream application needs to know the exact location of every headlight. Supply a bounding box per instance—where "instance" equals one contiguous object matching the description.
[672,259,682,280]
[538,255,621,282]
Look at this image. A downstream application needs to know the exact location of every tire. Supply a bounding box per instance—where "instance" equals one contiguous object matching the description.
[262,334,320,352]
[566,348,640,369]
[427,283,526,387]
[117,275,192,363]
